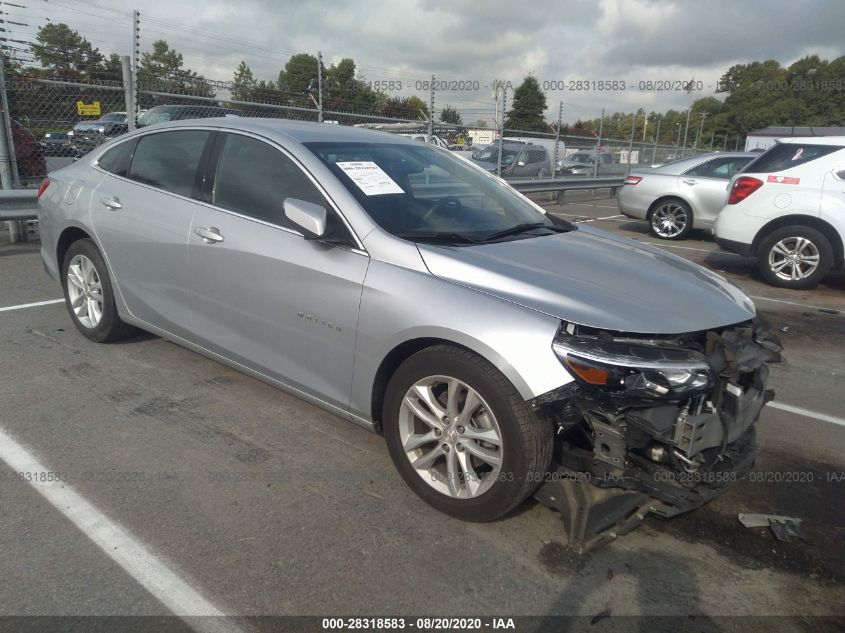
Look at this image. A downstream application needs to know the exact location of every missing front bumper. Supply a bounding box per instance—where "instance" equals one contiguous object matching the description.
[531,318,780,553]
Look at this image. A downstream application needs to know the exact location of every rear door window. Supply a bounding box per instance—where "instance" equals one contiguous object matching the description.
[743,143,841,173]
[128,130,211,197]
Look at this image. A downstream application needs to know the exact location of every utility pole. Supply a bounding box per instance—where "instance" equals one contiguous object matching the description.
[627,113,635,170]
[131,9,140,129]
[427,75,435,144]
[723,134,728,151]
[120,55,135,132]
[553,101,562,177]
[652,116,661,164]
[682,107,692,156]
[694,112,708,151]
[593,108,604,178]
[0,52,21,242]
[642,111,649,142]
[709,128,715,150]
[496,81,506,177]
[316,51,323,123]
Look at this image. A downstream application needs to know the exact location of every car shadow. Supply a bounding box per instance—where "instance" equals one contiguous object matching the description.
[535,547,718,632]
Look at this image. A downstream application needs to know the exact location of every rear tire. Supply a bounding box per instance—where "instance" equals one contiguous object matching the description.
[756,225,833,290]
[61,238,135,342]
[383,345,553,522]
[649,198,693,240]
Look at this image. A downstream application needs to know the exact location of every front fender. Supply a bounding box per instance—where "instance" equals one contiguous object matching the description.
[350,260,574,422]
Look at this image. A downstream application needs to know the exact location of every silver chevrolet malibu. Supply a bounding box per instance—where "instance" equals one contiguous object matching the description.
[38,119,780,550]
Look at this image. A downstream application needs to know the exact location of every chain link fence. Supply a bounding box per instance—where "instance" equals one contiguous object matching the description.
[0,56,717,242]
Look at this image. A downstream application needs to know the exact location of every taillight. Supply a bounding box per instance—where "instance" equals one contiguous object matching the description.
[36,178,50,198]
[728,176,763,204]
[624,176,642,185]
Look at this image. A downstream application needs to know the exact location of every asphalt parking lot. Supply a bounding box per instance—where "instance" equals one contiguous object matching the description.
[1,196,844,631]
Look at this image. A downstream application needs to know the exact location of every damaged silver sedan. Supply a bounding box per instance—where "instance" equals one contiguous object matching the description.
[38,119,780,551]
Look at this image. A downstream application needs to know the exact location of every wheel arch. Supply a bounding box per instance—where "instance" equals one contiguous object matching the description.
[56,225,94,269]
[368,332,550,428]
[751,215,844,266]
[646,194,693,220]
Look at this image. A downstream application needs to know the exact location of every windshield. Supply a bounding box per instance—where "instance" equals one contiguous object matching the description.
[472,146,518,165]
[305,141,571,243]
[137,110,173,127]
[568,153,593,164]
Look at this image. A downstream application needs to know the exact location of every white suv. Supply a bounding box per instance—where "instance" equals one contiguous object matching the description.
[714,137,845,289]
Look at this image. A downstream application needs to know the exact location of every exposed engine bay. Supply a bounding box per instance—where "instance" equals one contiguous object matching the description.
[532,318,782,552]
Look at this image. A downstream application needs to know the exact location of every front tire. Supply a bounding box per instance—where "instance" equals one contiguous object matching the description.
[756,225,833,289]
[61,238,135,342]
[383,345,553,522]
[649,199,693,240]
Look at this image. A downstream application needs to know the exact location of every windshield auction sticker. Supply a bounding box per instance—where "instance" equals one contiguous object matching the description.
[336,161,404,196]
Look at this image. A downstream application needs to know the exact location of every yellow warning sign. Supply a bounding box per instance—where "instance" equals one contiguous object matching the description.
[76,100,101,116]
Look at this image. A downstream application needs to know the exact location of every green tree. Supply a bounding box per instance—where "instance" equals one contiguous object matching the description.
[439,105,462,125]
[277,53,319,107]
[231,61,256,103]
[31,23,104,80]
[504,75,547,132]
[138,40,215,107]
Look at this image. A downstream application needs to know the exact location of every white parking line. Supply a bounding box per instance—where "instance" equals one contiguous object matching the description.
[750,295,843,314]
[0,298,64,312]
[0,426,242,633]
[767,402,845,427]
[575,214,625,223]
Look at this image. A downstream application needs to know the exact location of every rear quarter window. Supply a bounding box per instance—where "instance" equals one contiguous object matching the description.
[97,140,135,177]
[743,143,841,173]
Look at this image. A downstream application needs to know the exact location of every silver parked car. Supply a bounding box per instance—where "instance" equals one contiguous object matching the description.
[618,152,756,240]
[37,119,780,549]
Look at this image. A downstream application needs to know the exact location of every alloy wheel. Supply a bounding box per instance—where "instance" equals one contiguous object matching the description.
[768,236,821,282]
[66,254,104,328]
[651,202,688,238]
[398,375,503,499]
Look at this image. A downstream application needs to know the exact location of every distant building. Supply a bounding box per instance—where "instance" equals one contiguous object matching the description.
[745,126,845,151]
[467,127,497,146]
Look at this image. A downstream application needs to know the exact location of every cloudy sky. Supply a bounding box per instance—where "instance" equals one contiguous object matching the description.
[10,0,845,124]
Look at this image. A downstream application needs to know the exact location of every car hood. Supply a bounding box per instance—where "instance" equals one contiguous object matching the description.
[417,225,756,334]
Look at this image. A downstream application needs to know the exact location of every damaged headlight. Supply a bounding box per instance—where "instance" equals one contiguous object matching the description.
[552,326,715,400]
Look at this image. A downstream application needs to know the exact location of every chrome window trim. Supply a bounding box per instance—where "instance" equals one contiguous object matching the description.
[90,125,368,253]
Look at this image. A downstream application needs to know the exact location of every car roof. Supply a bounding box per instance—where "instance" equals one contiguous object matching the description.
[134,117,421,145]
[775,136,845,146]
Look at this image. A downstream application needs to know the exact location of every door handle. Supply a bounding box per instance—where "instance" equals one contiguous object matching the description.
[682,179,697,185]
[100,195,122,209]
[194,226,224,244]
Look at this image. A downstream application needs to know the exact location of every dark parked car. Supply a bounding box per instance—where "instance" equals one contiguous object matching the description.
[470,140,551,177]
[137,105,241,127]
[39,131,73,157]
[69,112,129,154]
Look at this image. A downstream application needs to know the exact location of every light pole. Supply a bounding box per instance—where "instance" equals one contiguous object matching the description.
[674,122,682,155]
[791,67,817,135]
[652,115,662,164]
[694,112,708,151]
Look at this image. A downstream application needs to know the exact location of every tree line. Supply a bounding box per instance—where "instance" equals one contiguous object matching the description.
[5,22,843,143]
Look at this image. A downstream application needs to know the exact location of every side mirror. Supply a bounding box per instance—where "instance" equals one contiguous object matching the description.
[284,198,327,239]
[517,161,526,167]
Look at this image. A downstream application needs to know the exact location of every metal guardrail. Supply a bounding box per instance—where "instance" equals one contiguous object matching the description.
[0,175,625,226]
[1,190,38,221]
[506,176,625,194]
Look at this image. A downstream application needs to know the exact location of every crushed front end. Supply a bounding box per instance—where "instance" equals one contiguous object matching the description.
[532,318,782,553]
